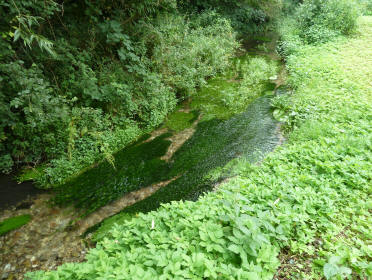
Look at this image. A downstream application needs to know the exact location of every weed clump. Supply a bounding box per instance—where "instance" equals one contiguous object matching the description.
[0,215,31,236]
[278,0,360,57]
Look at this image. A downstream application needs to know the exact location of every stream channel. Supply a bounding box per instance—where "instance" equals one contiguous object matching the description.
[0,36,286,279]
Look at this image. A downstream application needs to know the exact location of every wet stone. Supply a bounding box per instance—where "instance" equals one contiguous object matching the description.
[0,194,92,280]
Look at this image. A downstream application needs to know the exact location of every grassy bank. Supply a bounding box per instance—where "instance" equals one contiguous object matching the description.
[27,16,372,280]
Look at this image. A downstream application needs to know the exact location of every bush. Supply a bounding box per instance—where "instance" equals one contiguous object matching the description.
[359,0,372,15]
[139,11,238,96]
[276,19,303,57]
[0,61,70,170]
[277,0,361,57]
[295,0,359,44]
[0,1,240,184]
[178,0,282,34]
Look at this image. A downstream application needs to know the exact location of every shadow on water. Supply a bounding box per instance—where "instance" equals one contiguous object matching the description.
[0,174,45,211]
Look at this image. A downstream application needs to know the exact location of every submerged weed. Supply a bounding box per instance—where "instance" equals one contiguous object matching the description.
[163,111,198,132]
[54,52,279,215]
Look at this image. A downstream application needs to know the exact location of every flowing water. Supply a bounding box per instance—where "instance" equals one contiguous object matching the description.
[0,35,286,279]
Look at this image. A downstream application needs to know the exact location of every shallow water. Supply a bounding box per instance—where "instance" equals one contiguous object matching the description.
[124,94,280,214]
[53,54,281,215]
[0,174,44,211]
[0,34,285,279]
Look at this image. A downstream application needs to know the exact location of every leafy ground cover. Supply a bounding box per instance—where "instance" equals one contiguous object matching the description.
[0,214,31,236]
[27,16,372,279]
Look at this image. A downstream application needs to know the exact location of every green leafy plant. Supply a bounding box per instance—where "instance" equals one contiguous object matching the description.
[1,0,245,182]
[323,256,352,280]
[277,0,361,57]
[294,0,359,44]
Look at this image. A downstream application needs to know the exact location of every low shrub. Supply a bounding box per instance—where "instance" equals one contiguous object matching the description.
[139,11,238,96]
[295,0,359,44]
[278,0,360,57]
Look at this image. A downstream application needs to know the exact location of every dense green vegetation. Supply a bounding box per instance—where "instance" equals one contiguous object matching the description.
[0,0,281,187]
[278,0,360,55]
[359,0,372,15]
[0,214,31,236]
[53,53,278,215]
[190,56,277,120]
[25,1,371,280]
[163,111,197,132]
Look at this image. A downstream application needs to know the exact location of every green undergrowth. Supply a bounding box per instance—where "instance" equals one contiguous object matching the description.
[91,213,133,242]
[0,215,31,236]
[16,166,45,183]
[1,1,242,182]
[54,51,279,215]
[27,16,372,280]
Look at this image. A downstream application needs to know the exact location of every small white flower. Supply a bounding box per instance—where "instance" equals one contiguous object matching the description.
[151,219,155,230]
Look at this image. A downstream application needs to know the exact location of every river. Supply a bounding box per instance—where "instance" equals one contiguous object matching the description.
[0,35,286,279]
